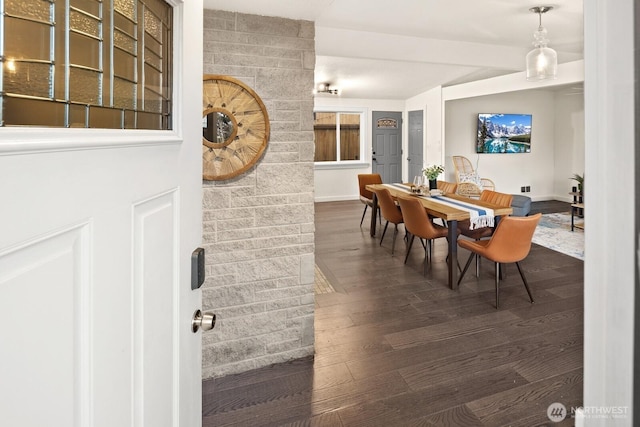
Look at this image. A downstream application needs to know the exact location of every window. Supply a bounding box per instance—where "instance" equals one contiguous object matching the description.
[314,111,364,163]
[0,0,173,129]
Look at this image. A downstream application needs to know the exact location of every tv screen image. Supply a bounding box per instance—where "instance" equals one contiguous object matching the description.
[476,113,532,153]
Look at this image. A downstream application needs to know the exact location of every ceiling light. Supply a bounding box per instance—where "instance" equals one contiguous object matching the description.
[525,6,558,81]
[314,83,340,95]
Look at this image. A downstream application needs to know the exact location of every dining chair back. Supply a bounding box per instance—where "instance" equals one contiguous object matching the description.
[437,180,457,194]
[373,188,404,254]
[357,173,382,227]
[397,196,448,274]
[457,213,542,308]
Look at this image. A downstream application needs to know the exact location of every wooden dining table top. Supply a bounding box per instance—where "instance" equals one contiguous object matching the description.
[365,183,513,221]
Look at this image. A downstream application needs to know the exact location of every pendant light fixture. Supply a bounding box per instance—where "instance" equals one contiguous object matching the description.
[525,6,558,81]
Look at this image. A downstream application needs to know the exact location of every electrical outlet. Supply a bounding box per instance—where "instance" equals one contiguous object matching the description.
[526,186,531,192]
[521,186,526,193]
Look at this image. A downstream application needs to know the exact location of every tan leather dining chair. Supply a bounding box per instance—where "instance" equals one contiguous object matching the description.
[458,190,513,240]
[373,188,404,255]
[397,196,448,275]
[457,213,541,308]
[357,173,382,227]
[436,180,457,194]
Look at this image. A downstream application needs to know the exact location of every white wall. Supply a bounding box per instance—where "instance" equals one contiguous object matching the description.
[554,88,585,199]
[583,0,635,424]
[313,97,404,202]
[444,89,583,201]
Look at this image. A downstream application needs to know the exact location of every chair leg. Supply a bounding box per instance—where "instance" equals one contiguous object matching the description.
[457,251,476,287]
[380,221,389,246]
[391,224,399,255]
[423,241,429,276]
[360,205,368,227]
[495,262,500,309]
[515,262,535,303]
[404,234,415,264]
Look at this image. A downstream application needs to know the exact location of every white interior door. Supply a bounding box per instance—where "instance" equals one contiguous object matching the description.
[0,1,203,426]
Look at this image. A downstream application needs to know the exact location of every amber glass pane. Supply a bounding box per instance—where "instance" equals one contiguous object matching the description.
[3,97,65,126]
[114,0,135,21]
[69,67,101,104]
[114,11,136,37]
[144,35,161,57]
[114,29,136,54]
[144,48,161,71]
[6,0,52,22]
[69,103,88,127]
[124,110,136,129]
[113,49,136,81]
[143,0,169,24]
[5,17,51,60]
[71,0,100,17]
[144,64,162,94]
[70,32,101,69]
[114,77,136,109]
[143,8,162,41]
[89,105,123,128]
[70,9,100,37]
[137,111,162,130]
[143,88,162,113]
[3,62,52,98]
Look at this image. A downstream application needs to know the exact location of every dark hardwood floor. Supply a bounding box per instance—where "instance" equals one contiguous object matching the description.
[203,200,583,426]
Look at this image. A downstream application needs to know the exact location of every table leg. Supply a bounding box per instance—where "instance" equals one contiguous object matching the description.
[448,220,458,289]
[369,194,379,237]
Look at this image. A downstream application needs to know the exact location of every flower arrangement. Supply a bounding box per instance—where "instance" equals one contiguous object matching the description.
[422,164,444,181]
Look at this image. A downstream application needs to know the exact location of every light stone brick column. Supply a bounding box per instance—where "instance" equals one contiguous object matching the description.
[201,10,316,378]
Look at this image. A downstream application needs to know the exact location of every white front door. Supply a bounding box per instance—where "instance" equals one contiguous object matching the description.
[0,1,203,426]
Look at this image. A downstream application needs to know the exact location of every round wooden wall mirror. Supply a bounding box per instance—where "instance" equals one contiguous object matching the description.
[202,75,270,181]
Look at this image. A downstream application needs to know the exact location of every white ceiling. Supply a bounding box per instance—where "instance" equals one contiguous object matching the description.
[202,0,584,99]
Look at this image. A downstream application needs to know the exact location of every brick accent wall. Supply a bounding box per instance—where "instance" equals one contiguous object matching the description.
[201,10,316,379]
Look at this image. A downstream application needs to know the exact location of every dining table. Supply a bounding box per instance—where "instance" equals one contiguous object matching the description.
[365,183,513,290]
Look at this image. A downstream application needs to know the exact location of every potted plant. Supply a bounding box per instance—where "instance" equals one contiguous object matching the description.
[423,164,444,190]
[570,173,584,194]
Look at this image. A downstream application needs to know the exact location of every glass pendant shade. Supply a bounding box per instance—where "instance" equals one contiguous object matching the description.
[525,9,558,81]
[526,46,558,80]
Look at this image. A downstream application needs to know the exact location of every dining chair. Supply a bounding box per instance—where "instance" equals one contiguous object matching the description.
[458,190,513,240]
[373,188,404,255]
[457,213,542,308]
[397,196,449,275]
[437,180,457,194]
[357,173,383,227]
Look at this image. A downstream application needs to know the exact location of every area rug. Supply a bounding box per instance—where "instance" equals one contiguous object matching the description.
[532,212,584,261]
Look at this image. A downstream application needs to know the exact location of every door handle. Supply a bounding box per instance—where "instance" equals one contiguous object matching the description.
[192,309,216,333]
[372,157,377,161]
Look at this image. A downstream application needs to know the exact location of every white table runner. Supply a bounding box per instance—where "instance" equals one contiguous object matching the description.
[385,183,494,230]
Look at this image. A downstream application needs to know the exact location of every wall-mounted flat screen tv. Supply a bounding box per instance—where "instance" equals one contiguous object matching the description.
[476,113,532,153]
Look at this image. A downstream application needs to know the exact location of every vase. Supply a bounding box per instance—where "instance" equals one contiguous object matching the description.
[429,179,437,190]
